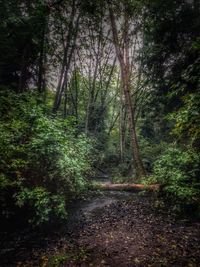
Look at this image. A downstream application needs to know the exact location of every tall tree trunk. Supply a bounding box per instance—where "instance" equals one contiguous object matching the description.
[38,18,46,94]
[52,0,77,113]
[18,45,29,93]
[73,66,79,124]
[120,91,126,162]
[109,5,146,178]
[85,26,102,134]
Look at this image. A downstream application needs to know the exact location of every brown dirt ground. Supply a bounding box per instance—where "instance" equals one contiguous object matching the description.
[1,194,200,267]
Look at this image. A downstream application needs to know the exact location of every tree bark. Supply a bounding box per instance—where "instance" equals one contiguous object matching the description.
[38,18,47,94]
[85,25,102,134]
[52,0,78,113]
[109,5,146,178]
[120,93,126,162]
[18,45,29,93]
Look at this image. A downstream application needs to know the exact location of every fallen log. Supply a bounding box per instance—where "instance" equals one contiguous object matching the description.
[95,183,160,192]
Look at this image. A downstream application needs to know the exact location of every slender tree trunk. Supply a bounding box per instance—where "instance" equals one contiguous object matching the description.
[109,5,146,178]
[120,92,126,162]
[100,57,117,108]
[63,88,68,118]
[38,17,47,94]
[85,26,102,134]
[53,16,80,114]
[18,45,29,93]
[53,0,77,113]
[85,58,92,134]
[73,67,79,124]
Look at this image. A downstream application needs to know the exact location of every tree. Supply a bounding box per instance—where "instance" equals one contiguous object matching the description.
[108,2,146,178]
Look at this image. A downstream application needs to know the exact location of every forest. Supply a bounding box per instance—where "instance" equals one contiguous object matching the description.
[0,0,200,266]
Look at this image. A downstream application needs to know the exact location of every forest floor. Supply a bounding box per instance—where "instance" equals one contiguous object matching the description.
[1,188,200,267]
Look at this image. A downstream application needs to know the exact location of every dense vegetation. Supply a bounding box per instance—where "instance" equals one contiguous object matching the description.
[0,0,199,228]
[0,89,93,225]
[141,0,200,212]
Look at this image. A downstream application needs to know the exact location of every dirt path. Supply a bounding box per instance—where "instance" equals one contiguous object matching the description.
[70,195,200,267]
[1,184,200,267]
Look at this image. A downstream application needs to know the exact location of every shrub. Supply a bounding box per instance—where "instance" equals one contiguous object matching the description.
[0,89,93,225]
[170,92,200,147]
[153,144,200,204]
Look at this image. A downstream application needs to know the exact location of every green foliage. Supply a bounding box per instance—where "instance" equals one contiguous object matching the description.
[170,92,200,146]
[139,0,200,212]
[153,145,200,204]
[111,173,133,184]
[139,136,168,171]
[0,0,199,223]
[16,187,67,224]
[0,1,48,90]
[0,89,93,225]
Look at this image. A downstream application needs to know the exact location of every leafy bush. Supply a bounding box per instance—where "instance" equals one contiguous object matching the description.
[139,136,168,173]
[0,89,93,225]
[170,92,200,147]
[153,144,200,204]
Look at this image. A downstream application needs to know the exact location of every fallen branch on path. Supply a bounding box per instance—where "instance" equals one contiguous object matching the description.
[95,183,160,192]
